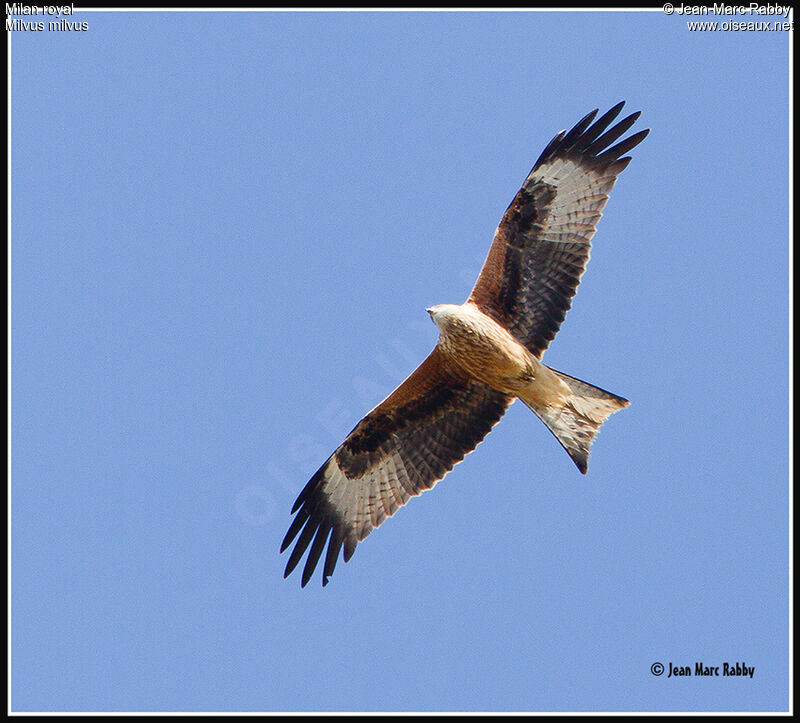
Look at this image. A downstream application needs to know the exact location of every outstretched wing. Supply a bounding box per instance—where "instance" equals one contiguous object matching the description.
[469,101,649,358]
[281,347,512,587]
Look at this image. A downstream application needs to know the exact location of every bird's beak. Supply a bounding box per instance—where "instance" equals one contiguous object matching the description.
[426,307,433,316]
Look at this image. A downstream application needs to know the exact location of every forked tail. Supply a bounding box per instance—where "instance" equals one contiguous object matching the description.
[521,368,629,474]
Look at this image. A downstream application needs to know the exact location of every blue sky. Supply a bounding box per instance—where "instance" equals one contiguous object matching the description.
[11,9,789,713]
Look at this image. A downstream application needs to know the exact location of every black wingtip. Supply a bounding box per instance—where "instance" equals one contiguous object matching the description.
[533,102,647,173]
[533,129,566,169]
[301,521,332,588]
[609,99,626,114]
[343,536,357,563]
[283,460,352,588]
[280,507,309,553]
[595,127,650,163]
[560,107,599,149]
[291,468,320,514]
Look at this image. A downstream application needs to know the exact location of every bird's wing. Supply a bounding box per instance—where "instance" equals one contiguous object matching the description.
[469,101,649,358]
[281,347,512,587]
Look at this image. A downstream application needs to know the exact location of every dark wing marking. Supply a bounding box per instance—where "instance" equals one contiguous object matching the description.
[469,101,649,358]
[280,347,512,587]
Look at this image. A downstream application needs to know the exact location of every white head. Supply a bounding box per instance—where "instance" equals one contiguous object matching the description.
[426,303,459,331]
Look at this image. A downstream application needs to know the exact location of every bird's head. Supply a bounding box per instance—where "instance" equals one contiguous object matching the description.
[426,304,442,323]
[426,304,457,331]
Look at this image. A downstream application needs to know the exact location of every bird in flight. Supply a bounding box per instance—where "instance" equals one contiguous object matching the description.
[281,102,649,587]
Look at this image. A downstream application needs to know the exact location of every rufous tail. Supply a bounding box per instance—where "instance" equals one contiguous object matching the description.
[521,368,629,474]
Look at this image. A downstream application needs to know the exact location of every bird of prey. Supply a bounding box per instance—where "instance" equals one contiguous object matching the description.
[281,102,649,587]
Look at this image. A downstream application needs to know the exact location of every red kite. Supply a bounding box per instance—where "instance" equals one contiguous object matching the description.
[281,102,649,587]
